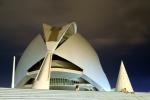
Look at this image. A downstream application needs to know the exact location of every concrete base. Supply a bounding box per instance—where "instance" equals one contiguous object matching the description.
[32,80,49,89]
[0,88,149,100]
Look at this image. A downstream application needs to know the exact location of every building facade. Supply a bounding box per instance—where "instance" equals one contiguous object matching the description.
[15,22,111,91]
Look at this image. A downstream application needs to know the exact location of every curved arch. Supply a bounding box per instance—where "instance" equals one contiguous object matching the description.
[57,22,77,45]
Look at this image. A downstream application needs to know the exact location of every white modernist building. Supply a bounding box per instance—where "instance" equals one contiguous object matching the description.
[14,22,111,91]
[12,22,134,92]
[13,22,134,92]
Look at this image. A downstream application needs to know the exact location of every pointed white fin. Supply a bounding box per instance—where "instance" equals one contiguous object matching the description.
[11,56,16,88]
[116,61,134,92]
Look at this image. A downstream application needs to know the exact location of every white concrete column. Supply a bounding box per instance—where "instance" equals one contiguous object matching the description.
[32,52,52,89]
[11,56,16,88]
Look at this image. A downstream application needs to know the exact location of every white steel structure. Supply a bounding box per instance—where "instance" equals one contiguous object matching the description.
[15,22,111,91]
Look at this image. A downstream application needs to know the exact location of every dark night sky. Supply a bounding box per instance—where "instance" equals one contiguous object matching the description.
[0,0,150,92]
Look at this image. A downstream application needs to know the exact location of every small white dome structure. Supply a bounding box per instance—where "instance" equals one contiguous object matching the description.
[15,22,111,91]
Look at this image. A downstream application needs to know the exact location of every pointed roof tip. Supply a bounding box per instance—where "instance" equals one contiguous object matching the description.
[42,23,47,27]
[70,21,77,25]
[42,23,52,41]
[60,22,77,36]
[42,22,77,41]
[67,21,76,25]
[120,59,124,64]
[43,22,77,34]
[13,56,16,60]
[121,59,123,62]
[43,23,47,26]
[120,60,124,66]
[70,21,77,26]
[68,22,77,33]
[42,23,52,30]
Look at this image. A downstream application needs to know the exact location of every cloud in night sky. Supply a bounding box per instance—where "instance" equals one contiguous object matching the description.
[0,0,149,91]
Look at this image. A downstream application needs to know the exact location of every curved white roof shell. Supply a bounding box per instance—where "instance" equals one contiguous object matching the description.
[54,34,110,91]
[15,35,47,86]
[15,22,111,91]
